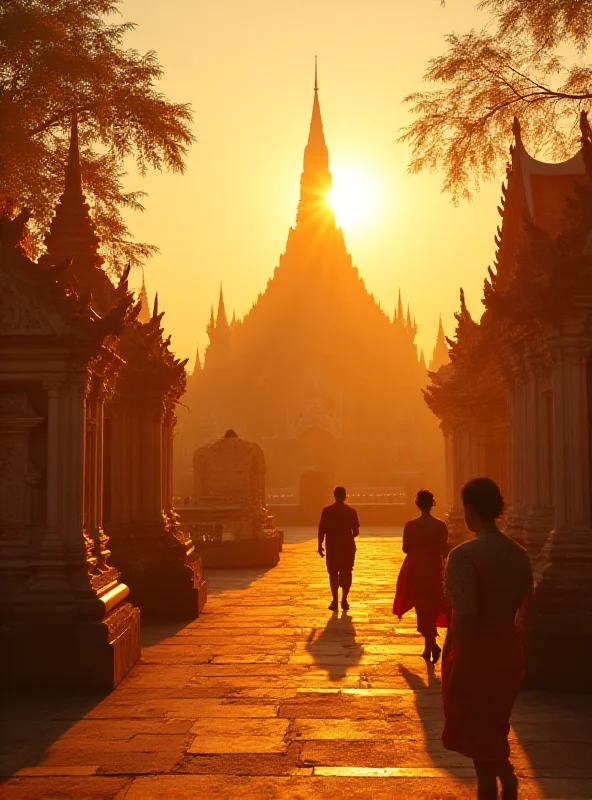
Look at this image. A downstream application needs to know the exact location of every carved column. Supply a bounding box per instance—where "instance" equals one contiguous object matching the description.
[548,338,591,551]
[523,353,554,553]
[446,420,467,545]
[106,393,206,620]
[442,427,454,510]
[506,358,528,545]
[524,332,592,688]
[0,392,45,615]
[24,378,74,616]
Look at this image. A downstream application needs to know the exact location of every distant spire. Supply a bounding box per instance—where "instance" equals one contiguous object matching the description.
[396,289,404,321]
[406,304,412,327]
[295,59,333,227]
[217,284,229,329]
[193,343,202,375]
[419,349,427,372]
[208,304,215,332]
[231,309,237,326]
[137,266,151,323]
[429,313,450,372]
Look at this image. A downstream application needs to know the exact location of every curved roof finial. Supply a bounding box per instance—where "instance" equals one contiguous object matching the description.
[512,116,522,147]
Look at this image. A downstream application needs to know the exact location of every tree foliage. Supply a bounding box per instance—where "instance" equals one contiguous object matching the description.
[0,0,194,272]
[400,0,592,200]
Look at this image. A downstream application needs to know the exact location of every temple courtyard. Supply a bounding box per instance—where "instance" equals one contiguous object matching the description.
[1,528,591,800]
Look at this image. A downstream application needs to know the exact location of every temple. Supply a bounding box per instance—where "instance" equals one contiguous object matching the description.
[425,114,592,686]
[0,114,205,689]
[177,68,443,511]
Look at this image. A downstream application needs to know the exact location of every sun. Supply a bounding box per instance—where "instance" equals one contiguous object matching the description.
[328,166,378,231]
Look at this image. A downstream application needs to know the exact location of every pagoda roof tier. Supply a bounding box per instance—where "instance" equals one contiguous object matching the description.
[426,114,592,428]
[0,211,135,350]
[114,300,188,402]
[494,119,588,292]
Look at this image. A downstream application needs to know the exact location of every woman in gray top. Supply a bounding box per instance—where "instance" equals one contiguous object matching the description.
[442,478,533,800]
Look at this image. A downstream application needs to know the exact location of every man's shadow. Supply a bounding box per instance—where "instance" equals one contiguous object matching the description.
[305,612,364,681]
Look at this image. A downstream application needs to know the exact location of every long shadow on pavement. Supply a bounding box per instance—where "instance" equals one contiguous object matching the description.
[204,565,278,596]
[0,691,108,779]
[512,691,592,798]
[400,662,472,789]
[305,611,364,681]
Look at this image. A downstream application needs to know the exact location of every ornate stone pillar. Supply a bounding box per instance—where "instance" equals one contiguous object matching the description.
[442,426,454,510]
[506,358,528,545]
[24,378,74,616]
[446,420,467,545]
[523,353,554,553]
[0,392,45,616]
[4,371,140,690]
[106,393,206,620]
[524,332,592,688]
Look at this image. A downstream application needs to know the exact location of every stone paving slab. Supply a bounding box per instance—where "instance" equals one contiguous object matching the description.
[1,526,592,798]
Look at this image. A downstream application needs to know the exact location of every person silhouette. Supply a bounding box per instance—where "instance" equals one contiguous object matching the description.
[394,489,449,662]
[317,486,359,611]
[442,478,533,800]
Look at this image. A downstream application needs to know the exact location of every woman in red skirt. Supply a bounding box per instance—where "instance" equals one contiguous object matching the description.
[394,490,449,662]
[443,478,533,800]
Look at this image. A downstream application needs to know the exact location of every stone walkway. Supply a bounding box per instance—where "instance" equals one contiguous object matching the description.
[2,528,592,799]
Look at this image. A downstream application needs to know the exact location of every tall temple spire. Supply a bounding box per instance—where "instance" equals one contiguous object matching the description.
[40,110,113,312]
[207,304,216,339]
[394,289,404,322]
[138,267,151,323]
[429,313,450,372]
[65,110,83,198]
[193,343,202,375]
[295,60,333,227]
[217,284,229,329]
[419,348,427,372]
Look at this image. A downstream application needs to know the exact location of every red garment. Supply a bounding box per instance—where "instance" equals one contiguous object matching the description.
[393,517,448,637]
[442,613,522,761]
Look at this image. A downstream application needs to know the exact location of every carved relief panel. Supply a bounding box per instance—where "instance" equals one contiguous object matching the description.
[0,392,44,543]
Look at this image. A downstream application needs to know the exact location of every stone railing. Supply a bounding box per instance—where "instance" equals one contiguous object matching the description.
[265,487,408,506]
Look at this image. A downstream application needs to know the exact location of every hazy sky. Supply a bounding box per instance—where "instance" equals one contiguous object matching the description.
[120,0,501,368]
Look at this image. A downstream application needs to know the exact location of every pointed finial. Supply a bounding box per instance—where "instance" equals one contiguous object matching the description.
[152,292,159,319]
[193,342,202,374]
[65,109,83,198]
[397,289,404,320]
[314,56,318,92]
[512,116,522,147]
[217,283,229,328]
[137,266,151,323]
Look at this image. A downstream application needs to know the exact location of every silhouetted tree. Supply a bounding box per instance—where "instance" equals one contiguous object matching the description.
[400,0,592,200]
[0,0,194,272]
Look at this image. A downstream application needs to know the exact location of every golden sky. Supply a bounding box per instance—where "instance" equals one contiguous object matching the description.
[121,0,502,368]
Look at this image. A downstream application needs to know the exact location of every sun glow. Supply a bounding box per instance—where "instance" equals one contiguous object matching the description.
[329,166,379,231]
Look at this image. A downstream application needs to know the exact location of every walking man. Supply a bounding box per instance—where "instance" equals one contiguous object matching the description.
[318,486,360,611]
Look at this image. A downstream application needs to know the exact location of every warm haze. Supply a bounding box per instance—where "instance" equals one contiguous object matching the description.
[121,0,501,367]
